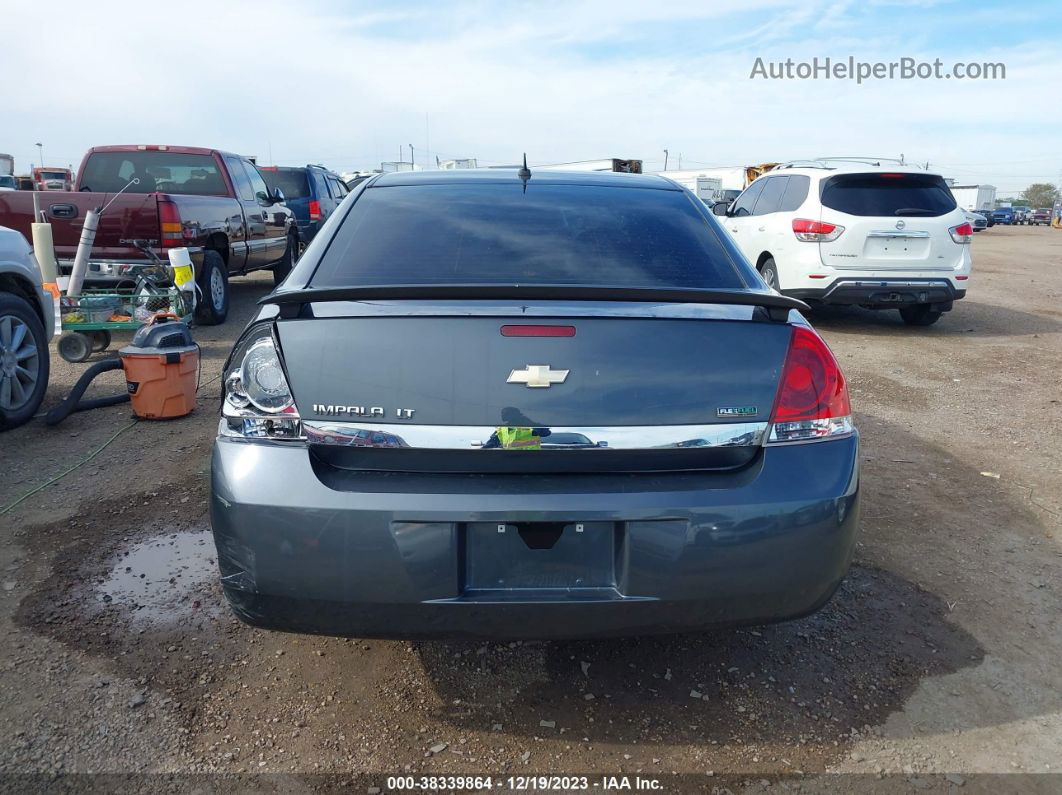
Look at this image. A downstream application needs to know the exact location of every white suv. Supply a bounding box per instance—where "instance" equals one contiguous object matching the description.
[712,163,972,326]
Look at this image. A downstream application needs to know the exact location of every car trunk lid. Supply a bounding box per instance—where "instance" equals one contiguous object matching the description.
[278,312,791,428]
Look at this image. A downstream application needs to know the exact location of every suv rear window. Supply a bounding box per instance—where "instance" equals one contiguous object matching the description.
[79,152,227,196]
[262,167,311,199]
[820,173,956,217]
[311,183,743,289]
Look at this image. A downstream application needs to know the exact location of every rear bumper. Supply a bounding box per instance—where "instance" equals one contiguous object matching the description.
[295,219,320,242]
[785,278,966,309]
[210,434,860,639]
[57,249,204,285]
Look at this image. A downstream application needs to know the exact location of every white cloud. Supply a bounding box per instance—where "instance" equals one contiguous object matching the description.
[1,0,1058,193]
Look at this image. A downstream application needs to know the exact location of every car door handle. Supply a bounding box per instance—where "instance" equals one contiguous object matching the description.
[758,226,766,232]
[49,204,77,219]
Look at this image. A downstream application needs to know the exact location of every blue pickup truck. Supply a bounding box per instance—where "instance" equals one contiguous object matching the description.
[260,165,348,258]
[991,206,1018,225]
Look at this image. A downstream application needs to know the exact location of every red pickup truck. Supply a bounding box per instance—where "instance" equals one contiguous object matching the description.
[0,145,297,324]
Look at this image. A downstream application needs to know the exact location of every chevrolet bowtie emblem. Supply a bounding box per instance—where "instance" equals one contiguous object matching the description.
[507,364,570,388]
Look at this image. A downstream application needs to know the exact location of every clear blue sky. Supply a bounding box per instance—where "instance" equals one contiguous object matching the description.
[2,0,1058,195]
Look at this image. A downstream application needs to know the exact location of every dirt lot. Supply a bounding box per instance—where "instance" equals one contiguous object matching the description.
[1,226,1060,792]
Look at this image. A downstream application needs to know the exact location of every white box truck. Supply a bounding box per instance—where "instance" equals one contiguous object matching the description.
[949,184,997,211]
[0,154,14,177]
[657,170,725,202]
[654,164,779,202]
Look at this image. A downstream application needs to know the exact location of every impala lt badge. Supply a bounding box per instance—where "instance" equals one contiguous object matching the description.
[313,405,416,419]
[507,364,570,388]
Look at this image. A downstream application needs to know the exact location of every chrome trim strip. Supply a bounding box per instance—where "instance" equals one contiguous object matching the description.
[824,279,952,293]
[866,230,932,238]
[303,421,768,450]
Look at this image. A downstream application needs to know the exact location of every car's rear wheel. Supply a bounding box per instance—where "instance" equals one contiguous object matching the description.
[759,257,779,291]
[273,231,297,286]
[0,293,49,430]
[899,304,943,326]
[195,250,229,326]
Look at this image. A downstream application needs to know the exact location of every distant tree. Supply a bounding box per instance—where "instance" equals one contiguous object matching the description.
[1021,183,1060,208]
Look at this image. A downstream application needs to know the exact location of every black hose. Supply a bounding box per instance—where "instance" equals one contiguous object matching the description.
[45,359,130,426]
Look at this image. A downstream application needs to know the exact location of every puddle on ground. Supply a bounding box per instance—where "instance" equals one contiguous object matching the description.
[96,528,221,626]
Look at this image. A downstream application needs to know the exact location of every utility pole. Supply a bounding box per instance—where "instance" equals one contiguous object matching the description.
[663,149,669,171]
[35,142,43,168]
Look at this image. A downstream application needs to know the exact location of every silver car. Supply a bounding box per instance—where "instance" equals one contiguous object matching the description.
[0,226,53,430]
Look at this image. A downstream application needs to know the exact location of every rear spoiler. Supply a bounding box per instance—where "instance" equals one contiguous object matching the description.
[261,284,810,322]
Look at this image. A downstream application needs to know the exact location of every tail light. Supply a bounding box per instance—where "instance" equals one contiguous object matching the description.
[793,219,844,242]
[949,222,973,243]
[158,199,184,247]
[767,326,853,443]
[220,325,302,440]
[308,200,322,221]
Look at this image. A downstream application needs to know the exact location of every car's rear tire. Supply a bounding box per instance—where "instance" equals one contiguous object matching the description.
[195,250,229,326]
[759,257,779,291]
[0,292,49,431]
[272,231,297,286]
[899,304,943,326]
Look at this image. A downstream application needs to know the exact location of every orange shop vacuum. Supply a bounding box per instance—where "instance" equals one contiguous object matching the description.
[46,314,199,425]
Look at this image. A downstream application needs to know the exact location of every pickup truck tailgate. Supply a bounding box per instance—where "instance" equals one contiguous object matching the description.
[0,191,160,260]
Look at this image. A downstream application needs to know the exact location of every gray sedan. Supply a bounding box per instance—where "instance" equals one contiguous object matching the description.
[210,169,860,639]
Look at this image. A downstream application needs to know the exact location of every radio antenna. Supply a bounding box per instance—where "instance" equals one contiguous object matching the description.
[517,153,531,192]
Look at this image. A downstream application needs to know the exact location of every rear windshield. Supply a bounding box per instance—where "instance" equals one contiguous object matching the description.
[310,183,743,289]
[261,168,311,199]
[78,151,227,196]
[820,173,956,217]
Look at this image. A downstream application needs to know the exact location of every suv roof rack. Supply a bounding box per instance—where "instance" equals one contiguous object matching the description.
[775,156,918,171]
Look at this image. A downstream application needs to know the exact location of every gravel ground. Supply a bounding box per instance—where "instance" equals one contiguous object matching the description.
[1,226,1060,792]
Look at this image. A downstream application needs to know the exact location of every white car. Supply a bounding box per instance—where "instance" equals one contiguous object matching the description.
[0,175,18,191]
[712,163,972,326]
[963,209,988,232]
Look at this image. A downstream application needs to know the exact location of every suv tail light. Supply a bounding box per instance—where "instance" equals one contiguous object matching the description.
[767,326,853,443]
[308,200,322,221]
[159,199,184,247]
[793,219,844,242]
[949,222,973,243]
[220,325,303,441]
